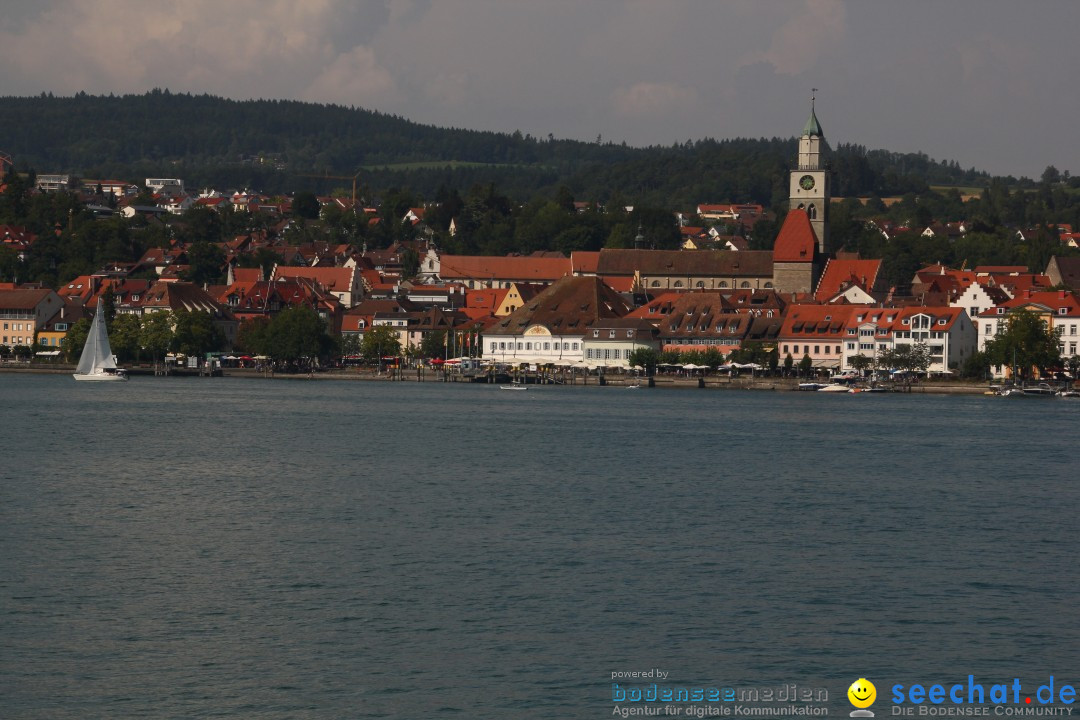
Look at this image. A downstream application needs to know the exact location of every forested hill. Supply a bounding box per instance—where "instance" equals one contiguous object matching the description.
[0,90,990,206]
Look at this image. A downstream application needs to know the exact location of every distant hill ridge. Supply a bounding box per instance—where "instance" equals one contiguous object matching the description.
[0,90,990,205]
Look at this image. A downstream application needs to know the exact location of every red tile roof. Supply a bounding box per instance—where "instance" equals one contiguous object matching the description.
[815,258,882,301]
[772,209,816,263]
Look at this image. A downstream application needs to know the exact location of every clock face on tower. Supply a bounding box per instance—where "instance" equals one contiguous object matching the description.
[799,174,816,191]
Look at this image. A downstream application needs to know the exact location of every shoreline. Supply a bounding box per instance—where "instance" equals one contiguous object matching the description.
[0,363,992,394]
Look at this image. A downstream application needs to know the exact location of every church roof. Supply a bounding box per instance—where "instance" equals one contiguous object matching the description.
[802,104,824,138]
[773,209,818,263]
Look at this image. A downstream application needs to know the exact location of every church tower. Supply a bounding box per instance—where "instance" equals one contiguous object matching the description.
[788,95,829,253]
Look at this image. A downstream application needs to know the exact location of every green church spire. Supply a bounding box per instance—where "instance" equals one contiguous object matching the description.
[802,91,823,137]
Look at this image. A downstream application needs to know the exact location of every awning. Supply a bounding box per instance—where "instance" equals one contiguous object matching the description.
[35,350,61,356]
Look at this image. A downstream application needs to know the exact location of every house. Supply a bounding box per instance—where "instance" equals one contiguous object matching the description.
[777,305,861,370]
[950,282,1010,322]
[977,289,1080,361]
[342,298,415,339]
[814,257,884,303]
[595,248,775,293]
[270,265,363,307]
[132,281,239,349]
[888,307,975,373]
[1045,256,1080,290]
[771,208,819,294]
[582,318,662,368]
[37,298,88,349]
[494,282,546,316]
[483,275,631,366]
[0,288,64,347]
[435,254,572,288]
[839,306,975,374]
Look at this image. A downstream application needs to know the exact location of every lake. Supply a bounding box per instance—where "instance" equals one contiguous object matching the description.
[1,375,1077,719]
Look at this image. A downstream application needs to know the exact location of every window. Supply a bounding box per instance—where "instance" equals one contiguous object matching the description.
[499,342,506,350]
[824,346,830,354]
[764,282,773,289]
[626,330,633,338]
[740,281,751,289]
[604,349,611,359]
[1061,308,1069,315]
[544,343,550,350]
[1071,325,1077,336]
[651,280,660,288]
[587,349,593,359]
[491,342,497,352]
[719,281,728,289]
[696,281,704,288]
[572,343,579,351]
[814,345,820,354]
[593,330,599,337]
[985,324,992,335]
[525,342,532,350]
[783,344,789,353]
[609,330,616,338]
[614,349,621,359]
[847,343,855,350]
[673,281,684,288]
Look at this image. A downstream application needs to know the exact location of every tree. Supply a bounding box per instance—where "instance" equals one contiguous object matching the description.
[182,241,226,286]
[849,354,873,375]
[237,318,270,356]
[420,330,447,360]
[798,353,813,377]
[292,191,321,220]
[63,318,91,363]
[627,347,659,375]
[984,308,1062,381]
[361,325,401,363]
[784,352,794,376]
[265,306,330,366]
[140,311,174,366]
[401,248,420,280]
[172,310,226,357]
[110,313,143,363]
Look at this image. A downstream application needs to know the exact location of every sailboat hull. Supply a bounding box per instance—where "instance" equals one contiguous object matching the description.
[73,370,128,382]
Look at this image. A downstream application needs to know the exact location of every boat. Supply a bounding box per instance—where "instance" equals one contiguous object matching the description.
[1058,390,1080,398]
[997,387,1025,397]
[818,383,850,392]
[797,382,827,391]
[1021,383,1056,396]
[500,381,528,390]
[72,309,128,382]
[627,382,641,389]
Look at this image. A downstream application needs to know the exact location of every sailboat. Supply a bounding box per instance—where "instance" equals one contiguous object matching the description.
[73,309,128,381]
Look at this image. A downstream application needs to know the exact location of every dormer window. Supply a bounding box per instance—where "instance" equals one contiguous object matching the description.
[609,330,616,338]
[938,319,947,326]
[592,330,599,337]
[902,319,909,325]
[997,308,1005,315]
[626,330,634,338]
[1060,308,1068,315]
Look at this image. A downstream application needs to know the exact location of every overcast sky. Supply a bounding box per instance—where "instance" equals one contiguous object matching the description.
[1,0,1077,179]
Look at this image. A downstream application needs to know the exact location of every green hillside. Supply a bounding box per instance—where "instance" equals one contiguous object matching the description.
[0,90,991,206]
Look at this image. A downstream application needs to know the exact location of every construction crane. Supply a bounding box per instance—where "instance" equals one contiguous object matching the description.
[297,169,363,207]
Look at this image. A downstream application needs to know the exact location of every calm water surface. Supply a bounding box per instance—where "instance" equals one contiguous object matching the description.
[1,375,1077,719]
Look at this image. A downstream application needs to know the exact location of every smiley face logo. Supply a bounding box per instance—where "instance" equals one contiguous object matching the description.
[848,678,876,709]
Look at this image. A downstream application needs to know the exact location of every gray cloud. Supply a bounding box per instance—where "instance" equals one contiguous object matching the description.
[0,0,1076,177]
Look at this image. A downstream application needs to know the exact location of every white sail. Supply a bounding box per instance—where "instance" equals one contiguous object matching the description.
[73,309,125,381]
